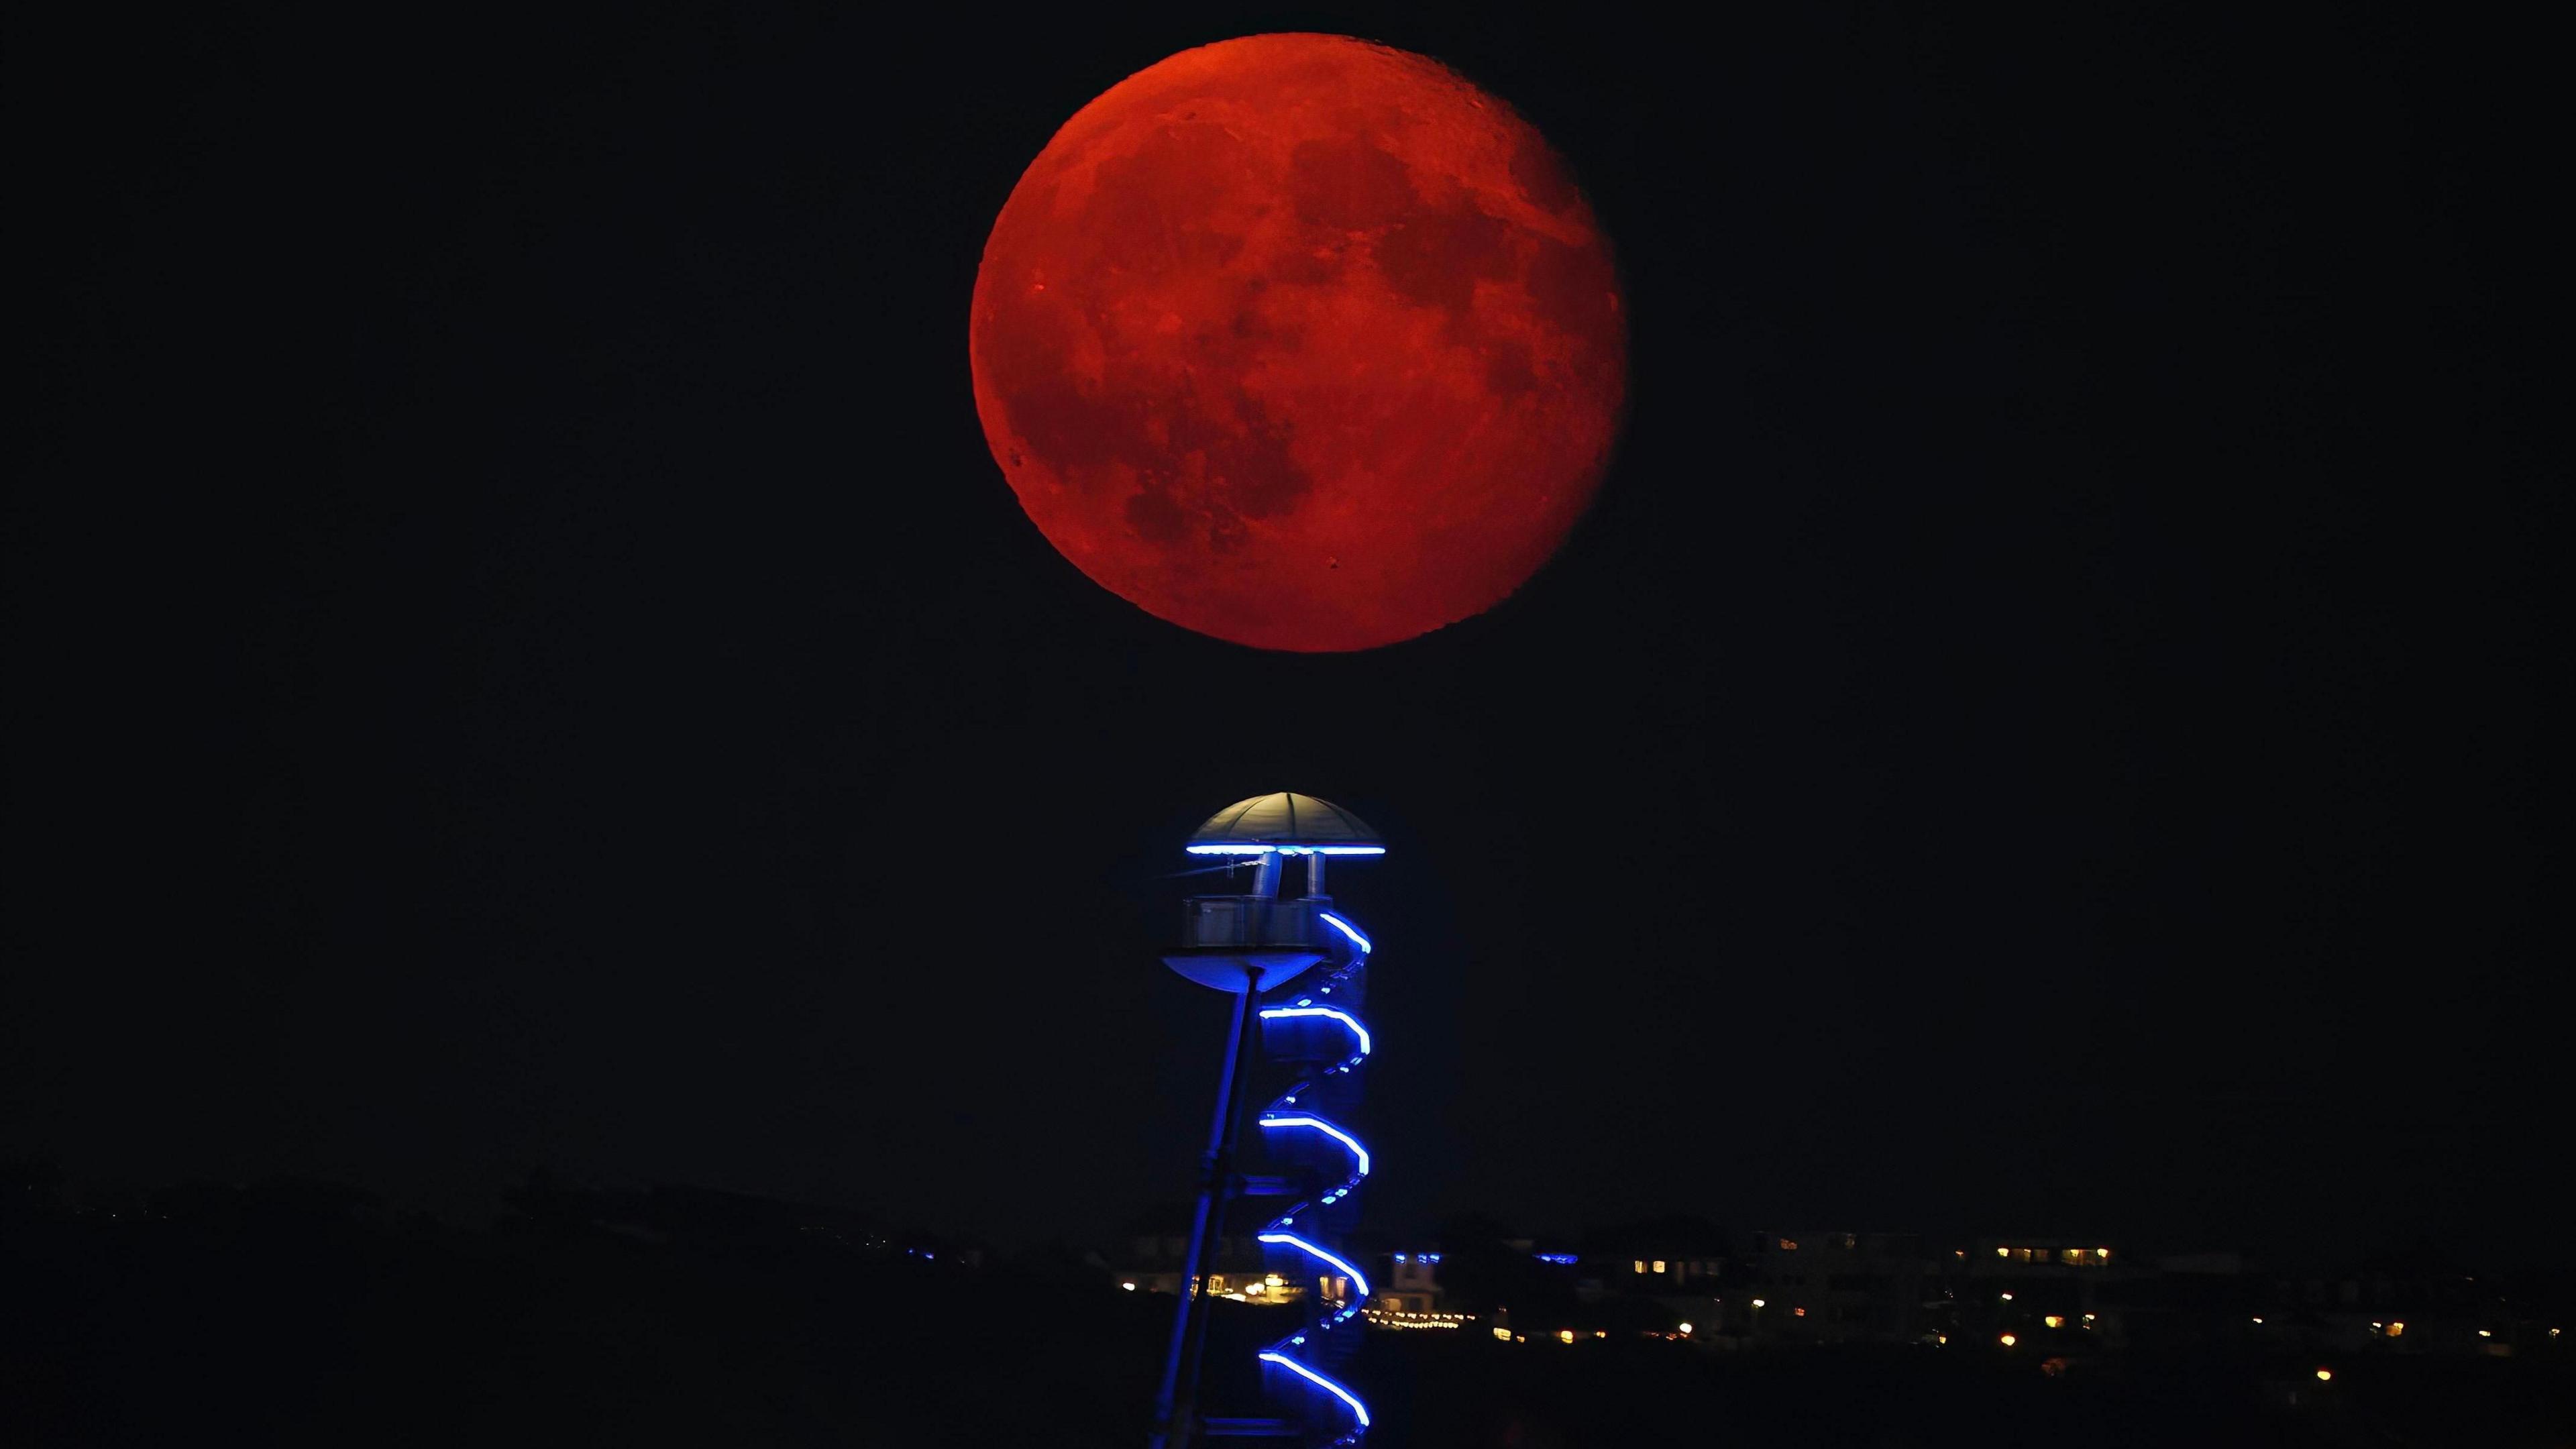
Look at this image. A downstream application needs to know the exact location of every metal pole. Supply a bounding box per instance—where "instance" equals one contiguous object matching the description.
[1148,967,1263,1449]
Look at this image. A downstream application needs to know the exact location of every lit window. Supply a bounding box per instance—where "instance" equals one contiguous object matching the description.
[1634,1260,1646,1273]
[1652,1260,1668,1275]
[1558,1329,1575,1344]
[1996,1246,2011,1258]
[1778,1238,1799,1251]
[2044,1316,2064,1328]
[2000,1333,2017,1347]
[2314,1368,2332,1382]
[2386,1321,2405,1337]
[1792,1306,1806,1318]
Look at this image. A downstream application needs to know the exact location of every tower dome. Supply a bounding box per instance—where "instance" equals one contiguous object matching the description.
[1185,792,1384,855]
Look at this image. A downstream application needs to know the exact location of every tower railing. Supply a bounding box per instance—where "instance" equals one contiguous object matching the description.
[1176,896,1335,951]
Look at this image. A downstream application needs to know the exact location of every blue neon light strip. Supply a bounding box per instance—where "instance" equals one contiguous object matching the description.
[1242,904,1376,1439]
[1183,845,1388,856]
[1258,1006,1373,1057]
[1258,1352,1371,1428]
[1255,1232,1372,1299]
[1257,1115,1371,1177]
[1317,912,1372,954]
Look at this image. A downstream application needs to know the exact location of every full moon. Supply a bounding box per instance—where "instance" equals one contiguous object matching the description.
[970,33,1627,651]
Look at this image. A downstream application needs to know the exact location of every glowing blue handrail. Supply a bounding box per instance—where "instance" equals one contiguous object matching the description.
[1257,1352,1372,1429]
[1254,1232,1373,1299]
[1258,1006,1372,1058]
[1316,912,1371,954]
[1256,1116,1371,1177]
[1245,907,1377,1442]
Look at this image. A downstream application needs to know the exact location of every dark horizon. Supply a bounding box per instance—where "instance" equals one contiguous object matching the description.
[5,4,2548,1279]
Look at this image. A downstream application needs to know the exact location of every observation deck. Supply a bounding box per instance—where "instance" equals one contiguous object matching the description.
[1163,896,1362,992]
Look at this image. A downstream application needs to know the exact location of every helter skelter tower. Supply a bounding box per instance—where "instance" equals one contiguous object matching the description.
[1148,793,1385,1449]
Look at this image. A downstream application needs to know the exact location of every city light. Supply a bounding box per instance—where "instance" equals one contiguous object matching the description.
[1122,1281,1137,1291]
[2000,1333,2017,1347]
[2387,1322,2405,1337]
[1677,1322,1693,1335]
[2315,1368,2332,1382]
[1558,1330,1576,1344]
[1752,1299,1766,1309]
[2477,1329,2493,1338]
[1493,1326,1513,1342]
[2000,1293,2014,1301]
[2045,1316,2063,1328]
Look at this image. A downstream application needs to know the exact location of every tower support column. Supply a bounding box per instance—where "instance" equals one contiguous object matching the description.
[1149,967,1263,1449]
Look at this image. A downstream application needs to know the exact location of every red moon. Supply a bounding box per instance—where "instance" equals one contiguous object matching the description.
[970,33,1626,652]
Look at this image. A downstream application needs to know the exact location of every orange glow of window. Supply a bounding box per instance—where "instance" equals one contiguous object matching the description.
[2044,1316,2063,1328]
[2000,1332,2017,1347]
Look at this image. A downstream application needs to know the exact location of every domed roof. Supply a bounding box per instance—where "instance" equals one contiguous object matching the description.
[1185,792,1384,855]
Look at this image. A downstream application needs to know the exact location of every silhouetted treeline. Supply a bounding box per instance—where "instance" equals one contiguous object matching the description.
[7,1165,2571,1447]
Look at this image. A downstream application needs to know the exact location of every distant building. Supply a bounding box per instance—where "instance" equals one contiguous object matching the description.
[1118,1226,1311,1307]
[1381,1251,1444,1313]
[1721,1231,1933,1343]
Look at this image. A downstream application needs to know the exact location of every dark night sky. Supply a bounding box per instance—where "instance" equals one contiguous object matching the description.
[6,7,2548,1264]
